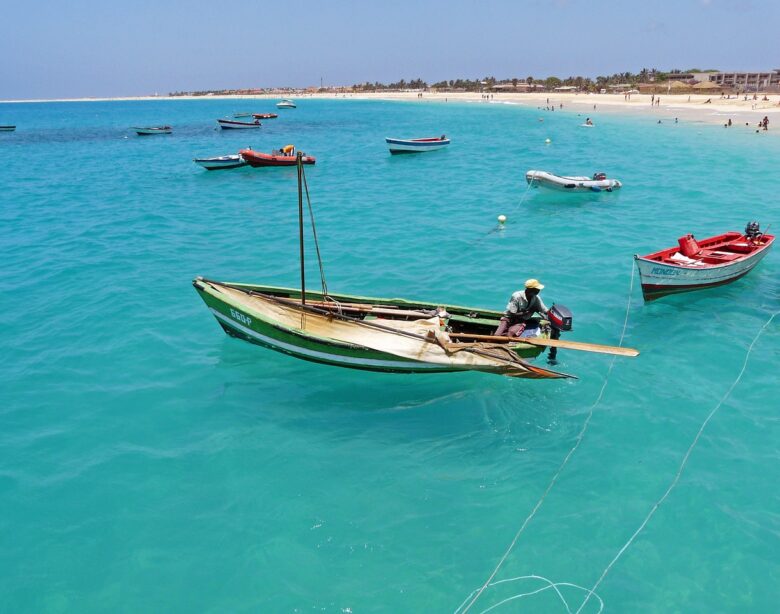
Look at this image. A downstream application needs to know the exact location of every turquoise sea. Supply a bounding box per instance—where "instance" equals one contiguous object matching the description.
[1,98,778,612]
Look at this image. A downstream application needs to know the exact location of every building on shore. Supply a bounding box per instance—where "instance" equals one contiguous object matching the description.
[707,70,780,91]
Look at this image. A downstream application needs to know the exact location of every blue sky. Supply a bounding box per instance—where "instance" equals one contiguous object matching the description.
[2,0,778,99]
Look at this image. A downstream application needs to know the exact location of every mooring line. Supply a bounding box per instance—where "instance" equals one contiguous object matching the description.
[457,266,635,614]
[456,575,604,614]
[574,310,778,614]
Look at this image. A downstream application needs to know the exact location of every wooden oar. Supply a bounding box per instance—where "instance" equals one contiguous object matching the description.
[449,332,639,357]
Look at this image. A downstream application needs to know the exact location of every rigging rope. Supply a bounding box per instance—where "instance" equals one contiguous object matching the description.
[574,310,778,614]
[456,264,635,614]
[301,164,329,298]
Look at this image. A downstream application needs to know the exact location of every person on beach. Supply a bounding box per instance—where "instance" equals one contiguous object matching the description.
[494,279,549,337]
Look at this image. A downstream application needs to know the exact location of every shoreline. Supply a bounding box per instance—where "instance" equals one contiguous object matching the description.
[2,91,778,131]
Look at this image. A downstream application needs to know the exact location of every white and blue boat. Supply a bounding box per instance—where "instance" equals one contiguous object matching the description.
[525,170,622,192]
[193,154,247,171]
[385,135,450,154]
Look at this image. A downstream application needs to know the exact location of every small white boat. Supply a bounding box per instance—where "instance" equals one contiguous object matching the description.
[193,154,248,171]
[526,170,622,192]
[0,125,16,132]
[385,135,450,154]
[133,126,172,136]
[276,99,296,109]
[217,118,262,130]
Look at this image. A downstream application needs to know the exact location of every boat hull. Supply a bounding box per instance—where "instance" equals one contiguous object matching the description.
[239,149,316,167]
[386,137,450,154]
[133,127,172,135]
[635,239,773,301]
[193,279,551,375]
[217,119,262,129]
[526,170,621,192]
[194,155,247,170]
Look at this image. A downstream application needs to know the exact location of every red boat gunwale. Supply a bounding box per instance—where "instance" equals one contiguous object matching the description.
[637,231,775,269]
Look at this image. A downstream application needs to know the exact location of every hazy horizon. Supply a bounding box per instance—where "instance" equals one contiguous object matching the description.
[2,0,778,100]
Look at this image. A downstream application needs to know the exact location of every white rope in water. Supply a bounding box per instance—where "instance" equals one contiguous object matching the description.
[574,310,778,614]
[457,266,636,614]
[455,575,604,614]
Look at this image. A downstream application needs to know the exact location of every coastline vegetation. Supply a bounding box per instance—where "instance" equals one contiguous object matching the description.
[168,68,725,97]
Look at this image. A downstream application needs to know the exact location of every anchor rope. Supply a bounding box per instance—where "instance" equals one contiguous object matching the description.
[457,265,635,614]
[574,310,778,614]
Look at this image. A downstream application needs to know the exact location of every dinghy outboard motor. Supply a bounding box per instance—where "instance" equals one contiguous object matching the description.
[745,221,762,241]
[546,303,572,362]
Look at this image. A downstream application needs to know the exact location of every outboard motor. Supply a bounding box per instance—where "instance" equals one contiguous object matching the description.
[547,303,572,363]
[745,221,762,241]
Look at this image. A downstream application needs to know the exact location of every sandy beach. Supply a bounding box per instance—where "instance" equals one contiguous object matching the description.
[3,90,779,133]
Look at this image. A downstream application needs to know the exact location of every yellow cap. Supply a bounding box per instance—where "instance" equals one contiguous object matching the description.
[525,278,544,290]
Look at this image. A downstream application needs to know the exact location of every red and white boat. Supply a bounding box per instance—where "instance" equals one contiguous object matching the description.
[634,222,774,301]
[217,118,262,130]
[252,113,278,120]
[239,146,316,167]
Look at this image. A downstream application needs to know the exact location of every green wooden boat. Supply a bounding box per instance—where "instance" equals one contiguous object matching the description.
[193,277,573,378]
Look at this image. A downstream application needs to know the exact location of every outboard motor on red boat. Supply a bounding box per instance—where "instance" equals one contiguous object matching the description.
[546,303,572,363]
[745,221,762,241]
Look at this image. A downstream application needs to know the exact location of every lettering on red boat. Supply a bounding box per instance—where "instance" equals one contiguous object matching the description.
[651,267,680,276]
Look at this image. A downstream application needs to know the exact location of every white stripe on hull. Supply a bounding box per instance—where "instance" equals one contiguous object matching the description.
[210,308,450,371]
[388,142,449,152]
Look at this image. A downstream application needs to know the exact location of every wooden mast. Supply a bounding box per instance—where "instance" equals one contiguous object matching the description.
[297,151,306,306]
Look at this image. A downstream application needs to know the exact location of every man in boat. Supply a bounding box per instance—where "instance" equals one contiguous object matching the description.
[494,279,549,337]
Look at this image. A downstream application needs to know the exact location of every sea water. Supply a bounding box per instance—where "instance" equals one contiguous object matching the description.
[1,98,778,612]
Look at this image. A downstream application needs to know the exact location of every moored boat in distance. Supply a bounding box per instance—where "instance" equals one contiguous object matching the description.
[276,99,296,109]
[0,125,16,132]
[634,222,774,301]
[240,146,315,167]
[526,170,622,192]
[252,113,278,120]
[133,126,172,135]
[217,118,262,130]
[386,135,450,154]
[193,154,247,171]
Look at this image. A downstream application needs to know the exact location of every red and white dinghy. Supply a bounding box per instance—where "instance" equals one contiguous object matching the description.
[634,222,774,301]
[239,146,315,167]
